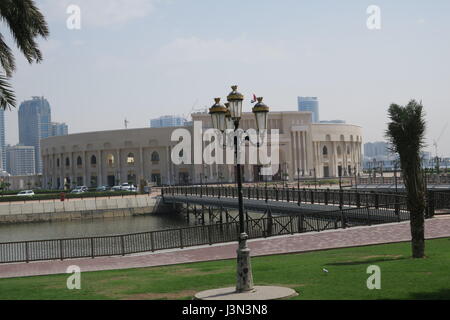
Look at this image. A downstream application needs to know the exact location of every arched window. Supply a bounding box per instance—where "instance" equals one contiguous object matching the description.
[57,158,60,167]
[323,146,328,156]
[65,157,70,167]
[91,155,97,166]
[127,153,135,165]
[151,151,160,162]
[107,154,115,167]
[77,156,82,167]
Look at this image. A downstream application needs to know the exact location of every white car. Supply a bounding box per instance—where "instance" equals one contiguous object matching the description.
[111,186,122,191]
[17,190,35,197]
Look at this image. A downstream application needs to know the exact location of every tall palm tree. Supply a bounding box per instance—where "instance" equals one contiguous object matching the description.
[386,100,426,258]
[0,0,49,109]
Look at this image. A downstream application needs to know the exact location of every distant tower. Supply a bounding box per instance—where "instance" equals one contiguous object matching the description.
[298,97,319,123]
[18,97,52,174]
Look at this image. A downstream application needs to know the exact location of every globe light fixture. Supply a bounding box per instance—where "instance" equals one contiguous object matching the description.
[252,97,270,131]
[209,98,227,132]
[227,85,244,120]
[224,103,235,130]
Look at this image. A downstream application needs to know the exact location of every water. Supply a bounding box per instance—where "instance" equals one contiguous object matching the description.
[0,212,194,243]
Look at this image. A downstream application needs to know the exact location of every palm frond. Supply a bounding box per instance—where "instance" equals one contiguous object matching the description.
[0,0,49,64]
[0,72,16,109]
[0,32,16,76]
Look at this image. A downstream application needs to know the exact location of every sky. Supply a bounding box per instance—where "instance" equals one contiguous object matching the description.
[4,0,450,156]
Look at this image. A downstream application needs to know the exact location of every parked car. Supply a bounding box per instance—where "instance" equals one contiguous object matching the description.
[70,188,86,194]
[111,185,122,191]
[121,184,136,192]
[96,185,110,192]
[75,186,88,192]
[17,190,35,197]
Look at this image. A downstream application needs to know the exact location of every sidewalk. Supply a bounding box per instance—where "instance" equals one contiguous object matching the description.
[1,216,449,279]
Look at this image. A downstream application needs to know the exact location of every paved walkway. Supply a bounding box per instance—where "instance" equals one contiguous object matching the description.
[1,216,449,279]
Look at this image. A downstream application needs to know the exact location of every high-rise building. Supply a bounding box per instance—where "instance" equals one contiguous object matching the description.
[18,97,52,174]
[150,115,186,128]
[298,97,319,123]
[0,109,5,170]
[51,122,69,136]
[6,145,36,176]
[364,141,389,158]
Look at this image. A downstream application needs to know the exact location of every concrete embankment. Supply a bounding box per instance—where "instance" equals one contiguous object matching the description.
[0,196,176,224]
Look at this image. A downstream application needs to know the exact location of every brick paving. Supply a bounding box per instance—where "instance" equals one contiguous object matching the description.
[0,216,449,279]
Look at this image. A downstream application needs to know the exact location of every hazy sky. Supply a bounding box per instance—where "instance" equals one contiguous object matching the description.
[5,0,450,156]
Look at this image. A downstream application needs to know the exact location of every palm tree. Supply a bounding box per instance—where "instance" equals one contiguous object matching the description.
[0,0,49,109]
[386,100,426,258]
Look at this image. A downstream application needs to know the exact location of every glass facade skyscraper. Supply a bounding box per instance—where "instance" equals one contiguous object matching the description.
[18,97,52,174]
[150,115,186,128]
[298,97,319,123]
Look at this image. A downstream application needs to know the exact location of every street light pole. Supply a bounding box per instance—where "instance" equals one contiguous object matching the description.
[209,86,270,293]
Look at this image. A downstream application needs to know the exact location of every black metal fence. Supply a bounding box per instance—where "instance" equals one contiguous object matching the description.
[0,200,409,264]
[162,185,407,208]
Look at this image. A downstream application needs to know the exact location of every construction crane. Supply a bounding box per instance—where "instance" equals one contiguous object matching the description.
[433,122,448,174]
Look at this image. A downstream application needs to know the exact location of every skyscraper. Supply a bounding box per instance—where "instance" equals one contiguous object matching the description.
[51,122,69,136]
[6,145,36,176]
[298,97,319,123]
[0,109,5,170]
[18,97,52,174]
[150,115,186,128]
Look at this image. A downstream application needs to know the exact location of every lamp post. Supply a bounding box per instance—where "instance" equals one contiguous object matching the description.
[209,86,269,293]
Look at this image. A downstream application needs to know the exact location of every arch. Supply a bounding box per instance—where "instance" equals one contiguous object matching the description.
[91,155,97,166]
[151,151,160,162]
[323,146,328,156]
[340,134,345,141]
[127,153,135,165]
[57,158,60,167]
[325,134,331,141]
[77,156,82,167]
[65,157,70,167]
[107,154,115,167]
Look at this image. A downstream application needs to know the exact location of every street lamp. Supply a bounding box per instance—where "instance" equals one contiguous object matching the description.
[209,85,269,293]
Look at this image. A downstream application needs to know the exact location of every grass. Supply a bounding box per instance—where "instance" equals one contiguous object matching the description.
[0,238,449,300]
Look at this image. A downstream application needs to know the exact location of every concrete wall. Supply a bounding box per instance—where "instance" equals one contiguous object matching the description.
[0,196,173,224]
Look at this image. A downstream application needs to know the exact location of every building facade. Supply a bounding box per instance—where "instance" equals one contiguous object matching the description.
[298,97,319,123]
[150,115,186,128]
[18,97,52,174]
[6,145,36,176]
[41,111,362,189]
[51,122,69,136]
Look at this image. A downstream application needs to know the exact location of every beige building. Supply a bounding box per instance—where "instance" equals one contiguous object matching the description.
[41,111,362,189]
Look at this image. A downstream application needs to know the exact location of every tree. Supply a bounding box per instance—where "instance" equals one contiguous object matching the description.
[386,100,427,258]
[0,0,49,109]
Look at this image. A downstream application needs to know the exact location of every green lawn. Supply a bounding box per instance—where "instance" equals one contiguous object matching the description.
[0,238,449,300]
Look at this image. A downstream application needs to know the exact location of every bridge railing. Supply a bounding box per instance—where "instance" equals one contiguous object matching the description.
[0,199,409,264]
[162,185,407,209]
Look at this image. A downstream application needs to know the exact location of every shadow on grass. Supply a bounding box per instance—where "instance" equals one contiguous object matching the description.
[325,256,408,266]
[408,289,450,300]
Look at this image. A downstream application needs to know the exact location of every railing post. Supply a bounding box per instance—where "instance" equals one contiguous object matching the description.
[286,188,290,202]
[91,237,95,258]
[208,225,212,245]
[311,190,314,204]
[25,241,29,263]
[59,239,63,261]
[275,188,279,201]
[298,214,304,233]
[297,188,301,206]
[265,186,268,203]
[324,189,328,205]
[356,192,361,208]
[341,209,347,229]
[120,235,125,256]
[150,232,155,252]
[427,190,435,218]
[366,207,371,226]
[179,229,184,249]
[374,193,379,209]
